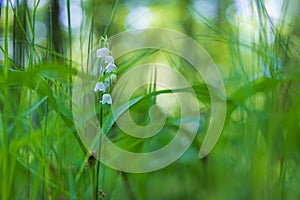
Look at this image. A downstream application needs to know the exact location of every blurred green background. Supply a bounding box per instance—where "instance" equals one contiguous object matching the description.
[1,0,300,199]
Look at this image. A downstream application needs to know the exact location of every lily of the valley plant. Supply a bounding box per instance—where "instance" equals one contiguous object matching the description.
[94,46,117,105]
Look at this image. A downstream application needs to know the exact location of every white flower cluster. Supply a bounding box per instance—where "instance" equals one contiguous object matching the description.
[93,47,117,105]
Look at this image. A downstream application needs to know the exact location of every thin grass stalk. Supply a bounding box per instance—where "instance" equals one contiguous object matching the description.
[66,0,72,109]
[1,0,11,199]
[49,3,53,60]
[79,0,84,71]
[95,104,103,200]
[23,1,38,198]
[87,15,94,75]
[41,102,50,199]
[103,0,119,36]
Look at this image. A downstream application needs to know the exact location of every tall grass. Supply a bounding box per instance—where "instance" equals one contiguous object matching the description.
[0,0,300,199]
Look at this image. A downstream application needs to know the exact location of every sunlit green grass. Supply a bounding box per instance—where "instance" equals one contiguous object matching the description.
[1,0,300,199]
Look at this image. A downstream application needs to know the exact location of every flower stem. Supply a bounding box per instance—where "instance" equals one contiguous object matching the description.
[96,104,103,199]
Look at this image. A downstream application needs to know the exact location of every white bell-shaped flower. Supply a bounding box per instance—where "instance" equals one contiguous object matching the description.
[94,82,106,92]
[105,62,117,73]
[104,73,117,84]
[110,74,117,82]
[97,48,110,58]
[104,56,114,64]
[100,94,112,105]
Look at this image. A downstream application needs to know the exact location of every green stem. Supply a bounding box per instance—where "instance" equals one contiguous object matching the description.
[2,1,10,199]
[96,104,103,200]
[66,0,73,109]
[4,1,9,78]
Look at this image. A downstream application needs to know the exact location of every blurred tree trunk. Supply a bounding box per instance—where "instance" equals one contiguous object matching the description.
[181,0,195,36]
[11,0,27,115]
[13,0,27,69]
[49,0,63,61]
